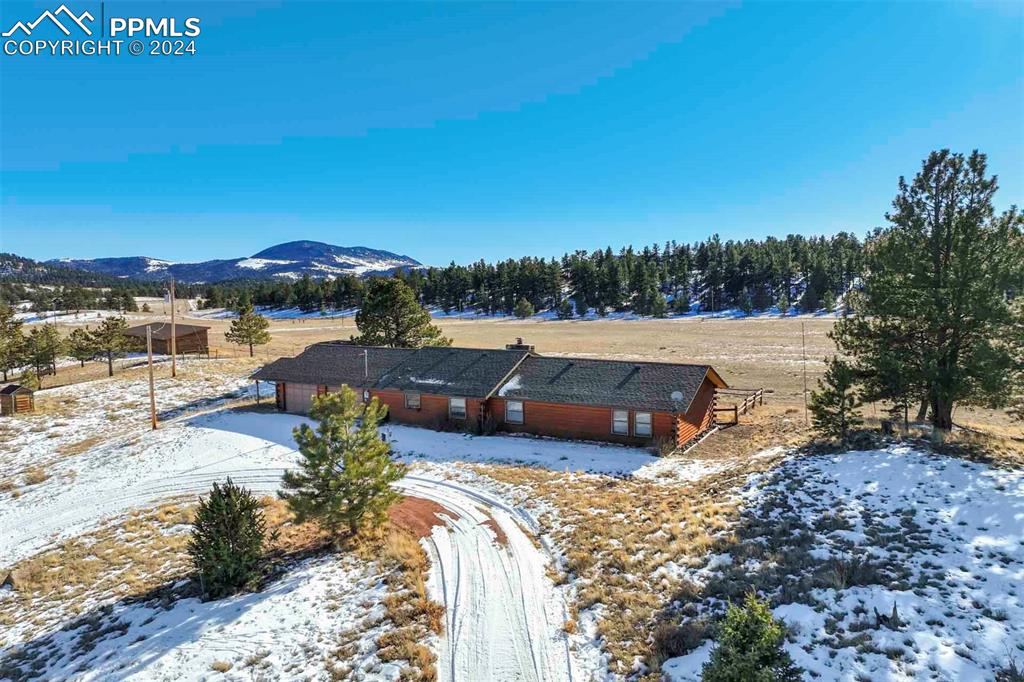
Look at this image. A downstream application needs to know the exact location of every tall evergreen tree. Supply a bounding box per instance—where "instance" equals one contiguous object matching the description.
[225,305,271,357]
[834,150,1024,431]
[24,324,64,383]
[352,278,450,348]
[67,327,97,367]
[279,387,406,537]
[91,315,130,377]
[0,304,26,382]
[809,357,863,441]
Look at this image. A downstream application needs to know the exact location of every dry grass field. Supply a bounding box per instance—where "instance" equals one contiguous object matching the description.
[44,308,1018,435]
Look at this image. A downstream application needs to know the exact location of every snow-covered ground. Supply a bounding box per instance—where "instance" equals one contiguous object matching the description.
[2,403,634,681]
[663,446,1024,681]
[3,553,394,681]
[14,309,146,325]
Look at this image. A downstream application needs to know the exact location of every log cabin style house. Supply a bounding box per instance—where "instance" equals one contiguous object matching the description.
[252,339,727,449]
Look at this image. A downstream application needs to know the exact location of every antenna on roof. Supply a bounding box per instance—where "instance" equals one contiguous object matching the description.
[363,349,368,381]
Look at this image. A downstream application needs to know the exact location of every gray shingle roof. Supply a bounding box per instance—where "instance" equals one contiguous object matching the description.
[374,347,528,398]
[252,343,726,411]
[251,343,415,387]
[498,356,721,413]
[0,384,31,395]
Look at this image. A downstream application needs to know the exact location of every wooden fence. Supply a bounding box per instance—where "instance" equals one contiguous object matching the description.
[713,387,764,425]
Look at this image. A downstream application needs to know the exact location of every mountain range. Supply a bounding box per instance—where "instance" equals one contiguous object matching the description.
[48,241,422,283]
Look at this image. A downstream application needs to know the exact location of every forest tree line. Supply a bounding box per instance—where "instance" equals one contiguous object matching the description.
[193,232,866,317]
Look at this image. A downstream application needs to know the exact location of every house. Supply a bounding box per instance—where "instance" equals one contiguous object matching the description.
[0,384,34,416]
[124,323,210,356]
[252,341,728,448]
[252,340,727,449]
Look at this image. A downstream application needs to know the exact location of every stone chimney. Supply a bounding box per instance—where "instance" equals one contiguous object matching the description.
[505,337,535,352]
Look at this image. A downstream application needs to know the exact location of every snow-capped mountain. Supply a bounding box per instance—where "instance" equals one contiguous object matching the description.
[49,241,422,283]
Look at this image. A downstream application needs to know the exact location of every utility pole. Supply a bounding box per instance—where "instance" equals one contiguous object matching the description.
[147,325,158,430]
[801,321,808,425]
[169,278,177,378]
[363,349,369,380]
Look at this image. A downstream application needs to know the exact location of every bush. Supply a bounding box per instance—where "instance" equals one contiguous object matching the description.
[997,657,1024,682]
[701,592,803,682]
[653,619,708,662]
[189,478,269,599]
[513,297,535,319]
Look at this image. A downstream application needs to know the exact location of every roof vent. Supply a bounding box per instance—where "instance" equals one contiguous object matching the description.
[505,337,535,352]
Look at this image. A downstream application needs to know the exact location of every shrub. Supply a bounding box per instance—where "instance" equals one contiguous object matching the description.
[997,657,1024,682]
[189,478,269,599]
[701,592,803,682]
[653,619,708,662]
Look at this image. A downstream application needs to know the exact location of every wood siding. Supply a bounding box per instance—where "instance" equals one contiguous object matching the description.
[273,375,721,449]
[1,392,34,415]
[370,389,482,430]
[675,379,717,447]
[489,397,674,445]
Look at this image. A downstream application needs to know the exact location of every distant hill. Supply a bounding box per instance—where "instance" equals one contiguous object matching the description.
[48,240,423,283]
[0,252,131,287]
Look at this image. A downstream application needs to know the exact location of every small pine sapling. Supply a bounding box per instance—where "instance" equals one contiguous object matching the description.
[701,591,803,682]
[188,478,271,599]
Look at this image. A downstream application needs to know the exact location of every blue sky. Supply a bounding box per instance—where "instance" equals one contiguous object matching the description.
[1,1,1021,266]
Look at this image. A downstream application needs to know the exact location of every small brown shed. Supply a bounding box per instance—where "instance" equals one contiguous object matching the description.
[0,384,34,416]
[124,323,210,356]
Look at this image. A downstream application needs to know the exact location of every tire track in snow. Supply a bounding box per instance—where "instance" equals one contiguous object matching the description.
[398,476,579,682]
[5,414,582,682]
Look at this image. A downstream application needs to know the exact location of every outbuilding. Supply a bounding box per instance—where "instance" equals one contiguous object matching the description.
[124,323,210,356]
[0,384,34,416]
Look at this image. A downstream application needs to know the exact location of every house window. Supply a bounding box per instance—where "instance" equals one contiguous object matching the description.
[317,385,328,397]
[634,411,652,437]
[612,409,629,435]
[362,389,371,403]
[505,400,524,424]
[449,397,467,420]
[405,392,421,409]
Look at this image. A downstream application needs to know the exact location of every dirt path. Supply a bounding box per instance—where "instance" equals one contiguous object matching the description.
[400,475,579,682]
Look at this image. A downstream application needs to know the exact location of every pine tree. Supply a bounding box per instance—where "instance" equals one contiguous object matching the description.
[0,304,26,382]
[556,298,574,320]
[188,478,270,599]
[777,292,790,316]
[67,327,96,367]
[834,150,1024,431]
[91,316,129,377]
[513,297,534,319]
[649,291,668,318]
[141,302,152,313]
[821,289,836,314]
[225,305,271,357]
[352,278,450,348]
[701,592,803,682]
[809,357,862,442]
[22,324,63,382]
[737,291,754,316]
[280,387,406,537]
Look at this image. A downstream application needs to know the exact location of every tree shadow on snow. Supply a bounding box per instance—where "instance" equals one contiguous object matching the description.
[0,551,336,682]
